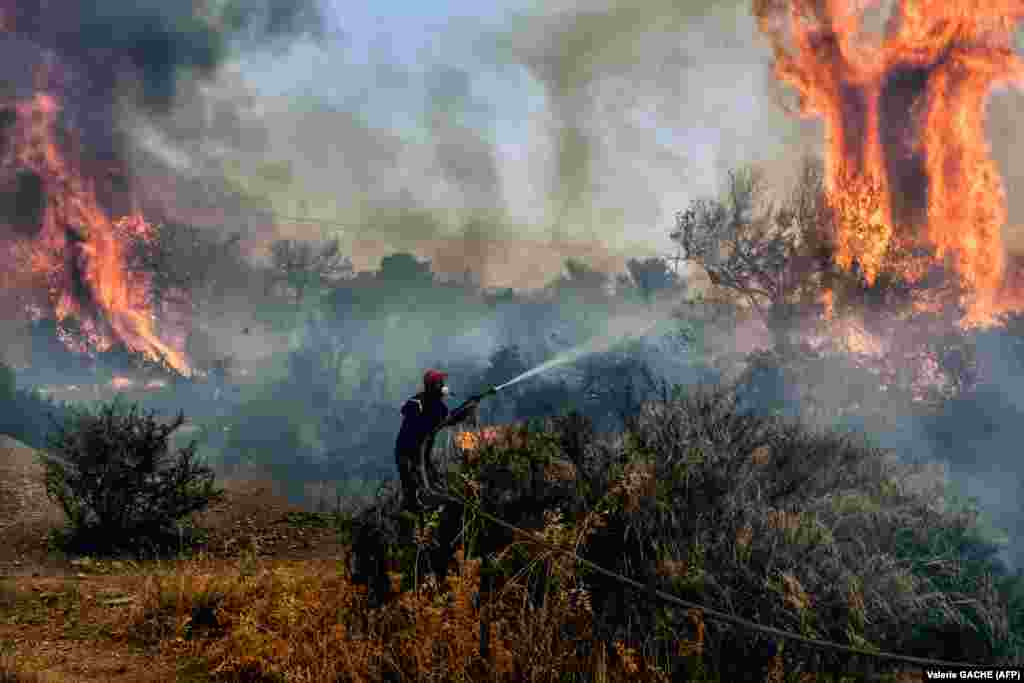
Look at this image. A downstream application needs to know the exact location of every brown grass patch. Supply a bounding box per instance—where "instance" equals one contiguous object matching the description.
[109,543,674,682]
[0,567,201,682]
[187,468,350,561]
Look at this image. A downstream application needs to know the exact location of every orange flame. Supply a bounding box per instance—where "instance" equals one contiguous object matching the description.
[455,426,524,452]
[1,73,189,373]
[456,430,480,451]
[755,0,1024,324]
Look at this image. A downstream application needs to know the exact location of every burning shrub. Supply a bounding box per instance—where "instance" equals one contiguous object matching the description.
[40,401,224,556]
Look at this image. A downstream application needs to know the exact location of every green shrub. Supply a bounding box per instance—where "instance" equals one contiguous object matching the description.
[40,400,224,556]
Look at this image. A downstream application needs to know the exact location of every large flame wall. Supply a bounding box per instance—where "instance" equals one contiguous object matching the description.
[755,0,1024,323]
[0,60,188,373]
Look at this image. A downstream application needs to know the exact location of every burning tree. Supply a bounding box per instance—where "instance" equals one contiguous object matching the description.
[754,0,1024,325]
[672,154,980,426]
[0,62,191,374]
[0,84,190,372]
[0,1,327,379]
[703,0,1024,418]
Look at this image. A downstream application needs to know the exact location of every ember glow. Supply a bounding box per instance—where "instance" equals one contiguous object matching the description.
[455,427,525,452]
[109,376,134,390]
[755,0,1024,324]
[0,67,190,374]
[456,428,498,452]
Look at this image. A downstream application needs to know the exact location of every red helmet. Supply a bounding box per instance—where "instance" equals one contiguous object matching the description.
[423,369,448,388]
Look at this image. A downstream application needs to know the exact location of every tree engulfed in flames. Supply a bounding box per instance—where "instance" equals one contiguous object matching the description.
[755,0,1024,325]
[1,67,189,374]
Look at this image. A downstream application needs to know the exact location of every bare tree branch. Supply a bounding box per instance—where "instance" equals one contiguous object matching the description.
[671,158,835,347]
[269,238,353,306]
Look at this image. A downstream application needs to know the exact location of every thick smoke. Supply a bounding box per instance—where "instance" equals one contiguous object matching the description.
[426,65,503,212]
[500,1,703,243]
[188,0,807,287]
[0,0,327,231]
[498,0,806,248]
[1,1,323,121]
[0,0,805,292]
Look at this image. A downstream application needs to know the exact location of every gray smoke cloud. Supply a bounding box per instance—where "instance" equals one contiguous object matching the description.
[0,0,819,292]
[492,0,808,248]
[0,0,331,237]
[2,0,326,113]
[154,0,809,287]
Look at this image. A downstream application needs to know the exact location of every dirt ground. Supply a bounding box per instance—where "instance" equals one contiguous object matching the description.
[0,437,352,682]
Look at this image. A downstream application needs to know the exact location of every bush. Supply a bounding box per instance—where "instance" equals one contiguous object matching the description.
[40,401,224,556]
[577,385,1017,675]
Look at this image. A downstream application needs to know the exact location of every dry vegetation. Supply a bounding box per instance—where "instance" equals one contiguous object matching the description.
[1,388,1015,681]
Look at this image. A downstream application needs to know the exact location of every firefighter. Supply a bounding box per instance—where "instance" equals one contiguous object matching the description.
[394,369,476,514]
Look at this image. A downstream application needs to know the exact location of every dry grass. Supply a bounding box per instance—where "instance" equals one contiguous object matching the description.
[96,528,927,683]
[108,545,650,682]
[0,471,931,683]
[0,566,202,682]
[0,654,48,682]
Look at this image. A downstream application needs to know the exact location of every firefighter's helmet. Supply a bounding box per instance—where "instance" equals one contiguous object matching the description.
[423,369,448,389]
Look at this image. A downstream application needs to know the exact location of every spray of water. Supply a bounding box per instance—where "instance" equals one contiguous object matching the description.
[493,307,668,392]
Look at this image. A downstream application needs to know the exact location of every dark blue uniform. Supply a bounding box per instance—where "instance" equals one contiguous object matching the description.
[395,391,450,512]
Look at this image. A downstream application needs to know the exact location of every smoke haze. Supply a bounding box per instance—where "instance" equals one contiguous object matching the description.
[146,0,813,287]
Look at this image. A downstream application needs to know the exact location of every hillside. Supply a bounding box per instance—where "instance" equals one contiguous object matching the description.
[0,435,63,574]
